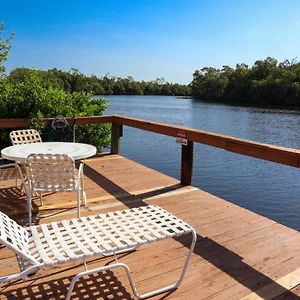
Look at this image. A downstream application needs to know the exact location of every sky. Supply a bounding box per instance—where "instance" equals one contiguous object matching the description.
[1,0,300,84]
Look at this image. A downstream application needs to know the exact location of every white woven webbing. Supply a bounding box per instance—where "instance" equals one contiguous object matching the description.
[0,211,30,258]
[27,154,78,192]
[27,205,192,267]
[10,129,42,145]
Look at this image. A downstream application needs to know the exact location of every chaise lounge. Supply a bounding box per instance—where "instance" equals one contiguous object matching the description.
[0,205,196,299]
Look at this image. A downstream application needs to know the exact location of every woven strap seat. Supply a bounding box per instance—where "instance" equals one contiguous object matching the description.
[0,205,196,299]
[28,205,192,266]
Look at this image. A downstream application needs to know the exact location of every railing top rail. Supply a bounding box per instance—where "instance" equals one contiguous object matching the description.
[0,115,114,128]
[0,114,299,168]
[112,114,300,168]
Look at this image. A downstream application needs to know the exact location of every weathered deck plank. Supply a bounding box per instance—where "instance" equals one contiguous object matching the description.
[0,155,299,300]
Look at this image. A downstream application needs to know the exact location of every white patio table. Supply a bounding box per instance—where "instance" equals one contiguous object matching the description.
[1,142,97,162]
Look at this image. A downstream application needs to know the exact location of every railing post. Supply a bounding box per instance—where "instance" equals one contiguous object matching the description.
[111,123,123,154]
[72,117,76,143]
[181,141,193,185]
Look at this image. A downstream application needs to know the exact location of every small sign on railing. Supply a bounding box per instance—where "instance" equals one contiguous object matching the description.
[176,131,188,146]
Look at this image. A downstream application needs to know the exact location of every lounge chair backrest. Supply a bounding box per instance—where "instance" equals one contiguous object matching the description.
[10,129,42,145]
[0,211,37,264]
[27,154,77,192]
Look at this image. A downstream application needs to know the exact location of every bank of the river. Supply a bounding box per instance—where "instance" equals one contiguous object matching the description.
[102,95,300,231]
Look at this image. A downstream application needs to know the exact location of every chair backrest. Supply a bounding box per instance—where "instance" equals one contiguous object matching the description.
[27,154,77,192]
[0,211,37,264]
[10,129,42,145]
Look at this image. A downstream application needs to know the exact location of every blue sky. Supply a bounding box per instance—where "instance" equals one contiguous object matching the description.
[1,0,300,83]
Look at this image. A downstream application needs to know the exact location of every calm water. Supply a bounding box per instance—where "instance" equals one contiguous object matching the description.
[104,95,300,231]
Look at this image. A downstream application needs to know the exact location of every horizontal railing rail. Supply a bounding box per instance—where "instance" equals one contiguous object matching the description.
[112,115,300,168]
[1,114,299,185]
[0,116,114,128]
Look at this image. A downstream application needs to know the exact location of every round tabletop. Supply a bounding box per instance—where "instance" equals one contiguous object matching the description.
[1,142,97,162]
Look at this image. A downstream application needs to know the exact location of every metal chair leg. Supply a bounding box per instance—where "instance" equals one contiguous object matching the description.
[27,192,32,226]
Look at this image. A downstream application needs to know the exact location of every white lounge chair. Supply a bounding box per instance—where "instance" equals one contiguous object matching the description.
[10,129,42,145]
[26,154,85,225]
[0,205,196,299]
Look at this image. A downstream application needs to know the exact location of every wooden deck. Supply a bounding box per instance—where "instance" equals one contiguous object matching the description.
[0,154,299,299]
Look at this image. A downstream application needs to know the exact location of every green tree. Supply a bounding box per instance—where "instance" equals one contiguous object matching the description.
[0,24,15,77]
[1,70,110,150]
[251,57,278,80]
[191,57,300,108]
[191,67,228,100]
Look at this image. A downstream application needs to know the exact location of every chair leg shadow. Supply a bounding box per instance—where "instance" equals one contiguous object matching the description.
[1,269,134,300]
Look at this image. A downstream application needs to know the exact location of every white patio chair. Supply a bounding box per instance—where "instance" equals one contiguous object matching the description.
[10,129,42,145]
[9,129,42,193]
[0,205,197,299]
[0,161,25,190]
[26,154,85,225]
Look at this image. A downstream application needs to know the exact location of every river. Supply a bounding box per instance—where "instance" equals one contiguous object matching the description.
[103,95,300,231]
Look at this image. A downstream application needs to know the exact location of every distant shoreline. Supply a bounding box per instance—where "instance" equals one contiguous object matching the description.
[100,94,300,111]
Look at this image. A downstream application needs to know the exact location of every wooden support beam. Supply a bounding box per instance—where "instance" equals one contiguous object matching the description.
[111,123,123,154]
[181,141,194,185]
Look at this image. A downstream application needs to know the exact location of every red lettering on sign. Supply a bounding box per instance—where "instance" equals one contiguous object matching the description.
[177,131,187,139]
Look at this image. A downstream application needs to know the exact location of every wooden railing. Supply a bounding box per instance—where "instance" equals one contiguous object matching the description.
[1,115,300,185]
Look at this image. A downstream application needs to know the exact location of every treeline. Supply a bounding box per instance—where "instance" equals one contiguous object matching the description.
[7,58,300,108]
[190,57,300,107]
[8,68,191,96]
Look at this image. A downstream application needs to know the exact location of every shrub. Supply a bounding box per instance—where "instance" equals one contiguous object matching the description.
[0,70,110,151]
